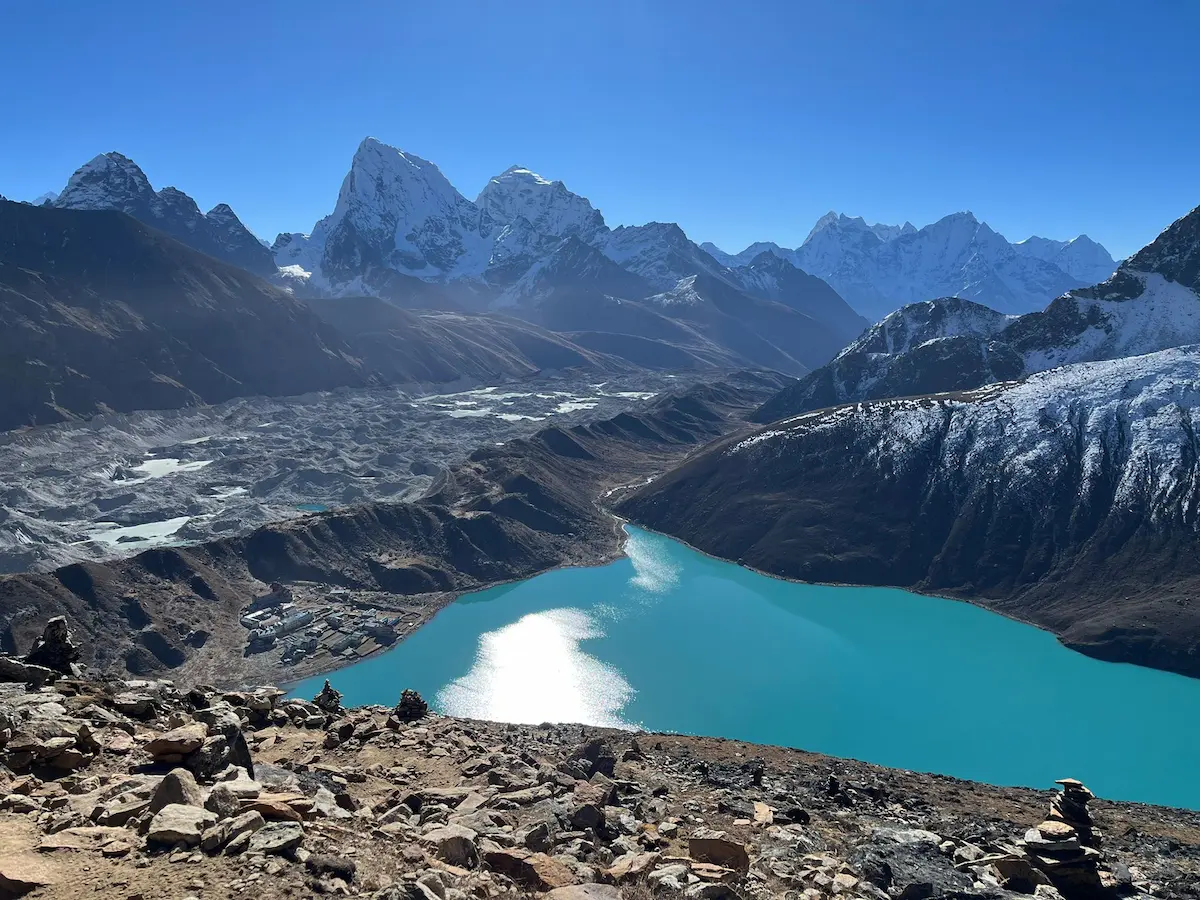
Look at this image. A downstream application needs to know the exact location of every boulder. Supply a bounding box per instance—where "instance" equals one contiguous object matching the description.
[605,851,661,883]
[248,821,304,855]
[0,656,56,688]
[570,738,617,778]
[688,829,749,872]
[144,723,206,758]
[146,803,217,848]
[185,725,253,781]
[148,768,203,813]
[483,848,579,890]
[247,795,304,822]
[204,783,242,819]
[305,853,357,882]
[421,823,480,867]
[0,853,57,896]
[546,887,622,900]
[111,693,156,719]
[851,828,972,900]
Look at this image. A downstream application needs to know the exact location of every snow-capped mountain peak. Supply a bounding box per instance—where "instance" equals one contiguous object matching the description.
[700,240,792,269]
[476,164,606,243]
[301,137,490,290]
[1013,232,1119,284]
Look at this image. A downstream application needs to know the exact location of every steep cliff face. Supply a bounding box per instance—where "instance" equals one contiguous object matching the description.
[622,348,1200,677]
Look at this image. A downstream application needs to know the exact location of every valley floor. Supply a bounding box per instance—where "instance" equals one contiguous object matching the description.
[0,371,692,574]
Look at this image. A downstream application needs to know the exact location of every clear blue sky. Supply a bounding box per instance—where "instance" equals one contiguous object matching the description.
[3,0,1197,259]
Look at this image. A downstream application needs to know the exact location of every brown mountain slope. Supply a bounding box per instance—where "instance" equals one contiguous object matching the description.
[0,199,370,430]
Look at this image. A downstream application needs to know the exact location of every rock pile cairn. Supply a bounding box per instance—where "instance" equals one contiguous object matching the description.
[24,616,81,675]
[313,680,342,716]
[1050,777,1101,848]
[1019,778,1104,898]
[392,688,428,723]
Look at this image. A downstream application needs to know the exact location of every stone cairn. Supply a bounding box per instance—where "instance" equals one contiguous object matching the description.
[313,680,342,716]
[393,689,428,723]
[24,616,81,675]
[1020,778,1104,898]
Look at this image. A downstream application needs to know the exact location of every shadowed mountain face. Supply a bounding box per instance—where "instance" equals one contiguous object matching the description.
[53,152,278,277]
[0,200,369,430]
[302,294,638,383]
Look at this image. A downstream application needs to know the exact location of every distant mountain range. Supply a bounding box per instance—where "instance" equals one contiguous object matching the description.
[619,201,1200,680]
[40,140,869,374]
[703,212,1119,320]
[32,139,1116,332]
[754,202,1200,422]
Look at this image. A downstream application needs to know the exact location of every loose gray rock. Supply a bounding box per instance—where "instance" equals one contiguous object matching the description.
[146,804,217,848]
[204,783,242,820]
[149,768,203,813]
[248,820,304,855]
[421,823,479,867]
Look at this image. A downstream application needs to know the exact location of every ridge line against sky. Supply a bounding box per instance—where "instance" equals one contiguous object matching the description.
[3,0,1199,260]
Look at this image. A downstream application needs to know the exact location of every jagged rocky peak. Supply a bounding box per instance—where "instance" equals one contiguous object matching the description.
[312,136,490,285]
[206,202,239,223]
[803,211,888,246]
[53,150,277,277]
[56,151,155,211]
[476,164,606,241]
[1119,203,1200,291]
[600,221,732,290]
[336,137,474,229]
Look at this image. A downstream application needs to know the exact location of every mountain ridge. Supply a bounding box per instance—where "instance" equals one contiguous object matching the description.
[621,344,1200,680]
[705,211,1118,319]
[53,152,278,277]
[754,203,1200,423]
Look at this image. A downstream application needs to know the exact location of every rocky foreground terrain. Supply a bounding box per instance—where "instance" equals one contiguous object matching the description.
[0,622,1196,900]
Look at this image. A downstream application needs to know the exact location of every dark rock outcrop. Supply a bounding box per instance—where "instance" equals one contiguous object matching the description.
[54,152,278,276]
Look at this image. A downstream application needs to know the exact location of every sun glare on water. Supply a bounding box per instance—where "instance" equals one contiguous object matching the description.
[436,608,636,729]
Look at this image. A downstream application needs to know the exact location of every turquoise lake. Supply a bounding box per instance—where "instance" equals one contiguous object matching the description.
[292,526,1200,810]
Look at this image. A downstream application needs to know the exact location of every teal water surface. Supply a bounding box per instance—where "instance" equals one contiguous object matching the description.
[292,526,1200,809]
[296,503,329,513]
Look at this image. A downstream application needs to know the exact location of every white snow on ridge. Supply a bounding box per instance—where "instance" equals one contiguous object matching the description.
[734,345,1200,520]
[1025,273,1200,372]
